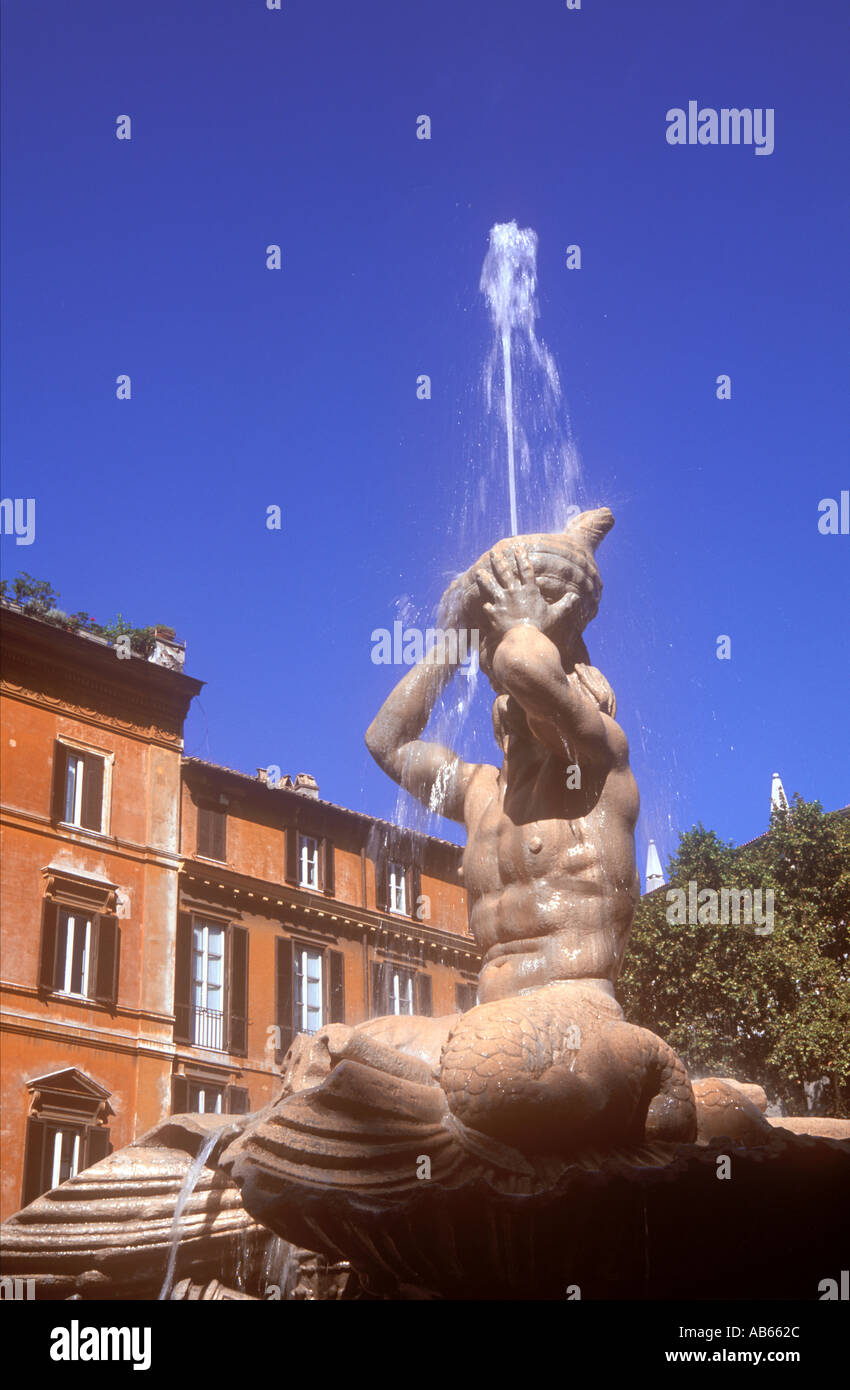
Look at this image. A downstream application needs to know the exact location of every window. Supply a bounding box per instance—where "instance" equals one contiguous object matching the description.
[389,965,414,1016]
[174,915,249,1056]
[47,1125,83,1187]
[191,920,224,1049]
[388,862,407,915]
[284,830,335,895]
[299,836,319,889]
[57,911,92,997]
[274,939,345,1061]
[371,962,432,1018]
[375,851,420,919]
[39,900,121,1007]
[21,1069,112,1208]
[455,982,478,1013]
[186,1081,223,1115]
[52,744,106,832]
[171,1075,250,1116]
[197,805,226,862]
[294,947,323,1034]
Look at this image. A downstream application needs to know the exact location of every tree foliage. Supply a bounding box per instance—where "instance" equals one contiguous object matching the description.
[618,798,850,1115]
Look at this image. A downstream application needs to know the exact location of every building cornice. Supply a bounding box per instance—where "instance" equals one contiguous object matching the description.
[1,606,203,747]
[182,756,464,874]
[180,861,480,965]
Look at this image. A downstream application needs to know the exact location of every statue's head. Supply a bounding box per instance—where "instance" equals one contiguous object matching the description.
[441,506,615,682]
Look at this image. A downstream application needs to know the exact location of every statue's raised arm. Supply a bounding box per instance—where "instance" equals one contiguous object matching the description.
[365,639,484,824]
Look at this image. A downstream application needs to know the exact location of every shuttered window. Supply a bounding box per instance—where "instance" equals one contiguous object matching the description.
[171,1077,251,1116]
[376,855,421,919]
[38,904,120,1007]
[197,805,226,862]
[389,966,415,1015]
[191,920,225,1049]
[274,940,345,1056]
[52,744,106,832]
[285,829,335,895]
[298,837,319,889]
[21,1117,111,1209]
[371,962,431,1018]
[294,947,323,1034]
[186,1081,223,1114]
[174,916,248,1055]
[388,862,406,915]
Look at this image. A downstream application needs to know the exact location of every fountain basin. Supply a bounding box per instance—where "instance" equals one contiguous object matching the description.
[0,1117,268,1300]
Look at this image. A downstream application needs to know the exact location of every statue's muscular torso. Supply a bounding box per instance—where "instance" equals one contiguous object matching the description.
[461,730,640,1004]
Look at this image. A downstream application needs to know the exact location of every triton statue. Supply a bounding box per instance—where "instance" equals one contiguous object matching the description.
[360,506,696,1149]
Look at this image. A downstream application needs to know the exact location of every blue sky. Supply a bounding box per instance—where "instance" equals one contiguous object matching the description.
[2,0,848,877]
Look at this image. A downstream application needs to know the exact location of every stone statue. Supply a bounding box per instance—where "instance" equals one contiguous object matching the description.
[360,506,696,1149]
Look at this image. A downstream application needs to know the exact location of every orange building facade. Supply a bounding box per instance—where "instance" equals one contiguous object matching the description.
[0,603,478,1221]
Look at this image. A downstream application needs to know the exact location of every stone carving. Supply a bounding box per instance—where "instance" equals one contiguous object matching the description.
[357,508,697,1151]
[0,1117,266,1300]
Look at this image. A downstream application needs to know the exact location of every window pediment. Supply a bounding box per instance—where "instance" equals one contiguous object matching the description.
[42,866,117,914]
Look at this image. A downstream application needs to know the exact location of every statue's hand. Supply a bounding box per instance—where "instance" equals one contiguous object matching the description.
[475,543,578,640]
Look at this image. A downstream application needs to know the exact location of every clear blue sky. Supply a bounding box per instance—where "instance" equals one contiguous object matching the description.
[2,0,848,876]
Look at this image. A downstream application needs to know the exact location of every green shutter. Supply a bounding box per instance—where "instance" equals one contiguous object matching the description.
[92,915,120,1006]
[321,838,335,896]
[455,982,477,1012]
[275,937,294,1062]
[226,1086,251,1115]
[213,808,227,862]
[328,949,345,1023]
[374,849,388,912]
[81,753,104,832]
[197,806,211,857]
[371,960,390,1017]
[416,971,433,1017]
[171,1074,189,1114]
[228,925,249,1056]
[21,1117,48,1208]
[174,913,193,1043]
[408,864,422,919]
[38,900,59,991]
[284,827,298,884]
[51,743,67,822]
[85,1126,112,1168]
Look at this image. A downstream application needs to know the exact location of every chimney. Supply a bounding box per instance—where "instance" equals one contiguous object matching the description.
[257,768,293,789]
[293,773,319,799]
[149,625,186,671]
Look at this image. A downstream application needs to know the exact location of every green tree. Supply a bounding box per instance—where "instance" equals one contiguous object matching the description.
[618,798,850,1116]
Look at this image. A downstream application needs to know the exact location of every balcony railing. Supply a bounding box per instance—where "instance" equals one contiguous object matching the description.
[191,1006,224,1051]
